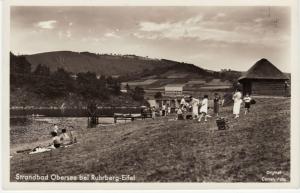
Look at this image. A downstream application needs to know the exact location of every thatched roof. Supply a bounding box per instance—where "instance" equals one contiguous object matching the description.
[239,58,289,80]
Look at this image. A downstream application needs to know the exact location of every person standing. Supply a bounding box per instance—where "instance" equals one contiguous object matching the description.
[180,97,186,106]
[162,104,166,116]
[151,106,156,120]
[167,105,171,115]
[213,93,221,117]
[243,93,251,115]
[198,95,209,122]
[232,89,243,118]
[190,96,200,119]
[176,106,184,120]
[284,80,289,97]
[140,107,146,120]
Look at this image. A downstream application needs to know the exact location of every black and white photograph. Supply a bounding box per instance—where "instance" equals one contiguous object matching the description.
[2,0,300,189]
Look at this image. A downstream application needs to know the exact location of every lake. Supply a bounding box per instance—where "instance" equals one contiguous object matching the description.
[10,107,142,117]
[10,116,130,151]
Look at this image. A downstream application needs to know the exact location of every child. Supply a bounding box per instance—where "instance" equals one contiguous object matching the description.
[162,104,166,116]
[177,106,184,120]
[243,93,252,115]
[151,106,156,120]
[167,106,171,115]
[213,93,221,117]
[198,95,209,122]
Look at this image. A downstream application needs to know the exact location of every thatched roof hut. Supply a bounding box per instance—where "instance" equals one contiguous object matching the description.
[238,58,289,96]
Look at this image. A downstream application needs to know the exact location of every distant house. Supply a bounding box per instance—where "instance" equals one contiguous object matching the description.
[238,58,289,96]
[164,84,185,97]
[71,74,78,80]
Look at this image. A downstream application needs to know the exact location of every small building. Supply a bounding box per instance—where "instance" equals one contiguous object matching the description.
[164,84,185,97]
[238,58,289,96]
[71,74,78,80]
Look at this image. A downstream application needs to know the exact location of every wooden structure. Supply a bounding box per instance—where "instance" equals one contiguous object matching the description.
[113,113,152,123]
[238,58,289,96]
[164,84,184,96]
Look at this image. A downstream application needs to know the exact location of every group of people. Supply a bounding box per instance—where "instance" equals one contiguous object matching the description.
[30,124,76,154]
[232,89,253,118]
[176,95,214,122]
[142,89,253,123]
[51,124,76,148]
[141,105,172,120]
[176,90,253,122]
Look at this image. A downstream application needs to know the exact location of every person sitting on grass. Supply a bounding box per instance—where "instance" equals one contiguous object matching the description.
[53,124,59,134]
[51,131,61,148]
[243,93,252,115]
[59,128,73,146]
[198,95,209,122]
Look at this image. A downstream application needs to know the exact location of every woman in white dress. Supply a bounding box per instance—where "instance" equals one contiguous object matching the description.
[232,89,243,118]
[198,95,208,122]
[190,96,200,119]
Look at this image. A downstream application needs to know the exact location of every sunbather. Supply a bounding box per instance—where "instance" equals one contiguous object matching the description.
[59,128,73,146]
[51,131,61,148]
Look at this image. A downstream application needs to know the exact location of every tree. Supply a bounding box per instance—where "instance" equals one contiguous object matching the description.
[10,52,32,86]
[10,52,31,74]
[33,64,50,76]
[33,67,73,98]
[111,82,121,95]
[76,71,108,100]
[154,91,163,99]
[132,86,145,101]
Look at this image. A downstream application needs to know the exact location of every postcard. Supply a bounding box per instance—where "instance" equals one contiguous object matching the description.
[2,0,300,190]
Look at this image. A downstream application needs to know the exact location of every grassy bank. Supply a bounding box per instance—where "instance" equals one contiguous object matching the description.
[10,97,290,182]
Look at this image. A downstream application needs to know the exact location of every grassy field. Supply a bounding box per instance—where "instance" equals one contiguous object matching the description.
[10,98,290,182]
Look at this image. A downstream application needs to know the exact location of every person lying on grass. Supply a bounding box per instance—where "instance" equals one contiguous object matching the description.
[31,131,61,152]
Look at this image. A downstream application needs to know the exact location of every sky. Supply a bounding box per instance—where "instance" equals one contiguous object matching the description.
[10,6,291,72]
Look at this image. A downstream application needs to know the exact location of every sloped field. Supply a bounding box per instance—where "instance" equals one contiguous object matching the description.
[10,98,290,182]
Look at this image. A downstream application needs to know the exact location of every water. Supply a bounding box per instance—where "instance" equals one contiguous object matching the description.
[10,107,142,117]
[10,116,125,147]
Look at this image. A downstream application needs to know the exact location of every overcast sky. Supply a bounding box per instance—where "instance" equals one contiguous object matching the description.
[11,6,290,72]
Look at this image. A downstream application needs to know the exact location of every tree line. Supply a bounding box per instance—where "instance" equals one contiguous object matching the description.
[10,52,145,104]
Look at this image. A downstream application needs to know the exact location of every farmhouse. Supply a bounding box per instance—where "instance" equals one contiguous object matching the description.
[238,58,289,96]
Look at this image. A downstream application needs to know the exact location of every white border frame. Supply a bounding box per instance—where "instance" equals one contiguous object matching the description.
[2,0,300,190]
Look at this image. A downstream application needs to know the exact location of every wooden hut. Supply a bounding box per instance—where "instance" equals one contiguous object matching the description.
[238,58,289,96]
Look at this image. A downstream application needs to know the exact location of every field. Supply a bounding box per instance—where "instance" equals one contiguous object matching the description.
[10,98,290,182]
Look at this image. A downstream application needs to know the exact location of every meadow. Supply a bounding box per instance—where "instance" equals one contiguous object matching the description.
[10,97,290,182]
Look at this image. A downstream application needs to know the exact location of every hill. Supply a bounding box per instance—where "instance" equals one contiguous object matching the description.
[22,51,241,80]
[24,51,195,77]
[10,51,242,107]
[10,97,290,182]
